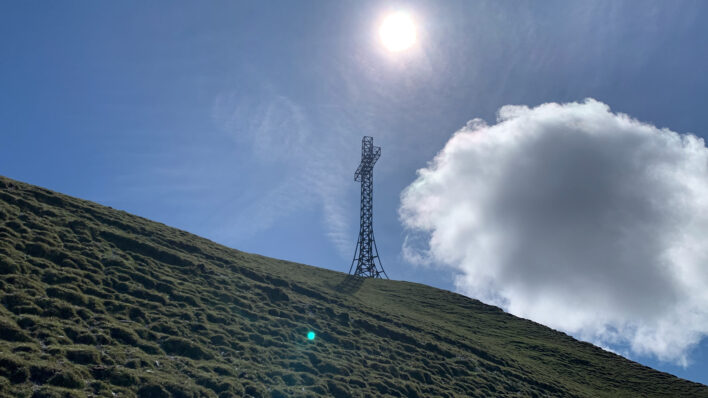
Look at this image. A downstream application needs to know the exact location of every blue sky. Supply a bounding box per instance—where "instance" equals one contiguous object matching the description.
[2,0,708,384]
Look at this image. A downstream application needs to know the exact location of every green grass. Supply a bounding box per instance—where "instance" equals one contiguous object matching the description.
[0,174,706,398]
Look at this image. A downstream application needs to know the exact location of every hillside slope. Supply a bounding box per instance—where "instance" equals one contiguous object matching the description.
[0,175,706,398]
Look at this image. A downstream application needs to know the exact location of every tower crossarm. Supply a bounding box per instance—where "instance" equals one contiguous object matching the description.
[354,138,381,181]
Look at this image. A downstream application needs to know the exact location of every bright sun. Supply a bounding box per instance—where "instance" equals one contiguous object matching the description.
[379,12,416,52]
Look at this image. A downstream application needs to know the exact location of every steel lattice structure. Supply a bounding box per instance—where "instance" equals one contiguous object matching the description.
[349,136,388,279]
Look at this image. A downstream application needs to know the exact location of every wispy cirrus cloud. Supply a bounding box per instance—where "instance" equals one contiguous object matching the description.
[211,87,356,256]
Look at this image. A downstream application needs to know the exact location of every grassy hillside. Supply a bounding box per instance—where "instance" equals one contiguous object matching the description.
[0,175,706,398]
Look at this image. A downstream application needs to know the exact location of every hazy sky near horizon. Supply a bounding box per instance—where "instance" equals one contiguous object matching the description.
[2,0,708,384]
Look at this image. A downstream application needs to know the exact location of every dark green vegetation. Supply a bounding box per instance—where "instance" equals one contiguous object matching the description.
[0,175,706,398]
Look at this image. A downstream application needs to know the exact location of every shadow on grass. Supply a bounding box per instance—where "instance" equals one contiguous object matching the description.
[333,275,365,295]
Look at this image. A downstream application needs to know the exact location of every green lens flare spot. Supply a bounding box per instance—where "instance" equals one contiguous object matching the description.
[307,331,316,340]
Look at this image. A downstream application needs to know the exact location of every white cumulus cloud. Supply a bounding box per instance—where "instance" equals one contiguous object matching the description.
[399,99,708,365]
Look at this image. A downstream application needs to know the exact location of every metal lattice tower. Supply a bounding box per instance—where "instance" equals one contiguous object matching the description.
[349,136,388,279]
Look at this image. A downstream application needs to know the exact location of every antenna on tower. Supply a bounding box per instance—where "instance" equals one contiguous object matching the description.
[349,136,388,279]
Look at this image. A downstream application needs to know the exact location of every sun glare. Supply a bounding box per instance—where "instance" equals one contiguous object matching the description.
[379,12,416,52]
